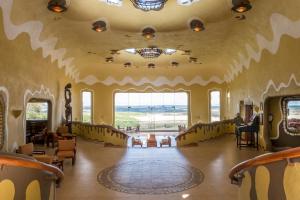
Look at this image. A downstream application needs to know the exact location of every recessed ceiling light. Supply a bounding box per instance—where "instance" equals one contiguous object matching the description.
[125,48,137,54]
[99,0,122,6]
[48,0,68,13]
[92,21,107,32]
[148,63,155,68]
[171,61,179,67]
[106,57,114,63]
[164,49,177,55]
[189,57,198,63]
[232,0,252,13]
[190,19,205,32]
[124,62,132,67]
[142,27,156,39]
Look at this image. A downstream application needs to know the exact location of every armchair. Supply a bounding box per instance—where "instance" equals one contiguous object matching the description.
[160,136,171,147]
[132,137,143,147]
[147,134,157,147]
[55,139,76,165]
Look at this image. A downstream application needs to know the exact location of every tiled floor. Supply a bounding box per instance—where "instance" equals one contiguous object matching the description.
[55,134,265,200]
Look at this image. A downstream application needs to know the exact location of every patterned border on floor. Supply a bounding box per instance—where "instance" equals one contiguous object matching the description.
[97,160,204,195]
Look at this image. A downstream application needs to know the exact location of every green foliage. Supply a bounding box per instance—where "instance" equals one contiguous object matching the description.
[26,103,48,120]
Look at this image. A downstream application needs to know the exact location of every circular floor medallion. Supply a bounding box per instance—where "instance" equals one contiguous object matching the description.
[97,160,204,194]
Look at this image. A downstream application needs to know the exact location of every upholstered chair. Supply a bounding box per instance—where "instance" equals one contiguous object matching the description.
[55,139,76,165]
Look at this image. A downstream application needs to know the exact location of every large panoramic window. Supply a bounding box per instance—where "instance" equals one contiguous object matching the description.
[210,91,221,122]
[82,91,93,123]
[114,92,188,132]
[26,102,48,120]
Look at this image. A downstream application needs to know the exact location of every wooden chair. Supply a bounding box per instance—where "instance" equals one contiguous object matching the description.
[55,139,76,165]
[31,127,48,145]
[147,134,157,147]
[160,136,171,147]
[132,137,143,147]
[18,143,45,156]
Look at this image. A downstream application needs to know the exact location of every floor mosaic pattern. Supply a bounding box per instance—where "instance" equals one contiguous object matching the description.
[97,160,204,194]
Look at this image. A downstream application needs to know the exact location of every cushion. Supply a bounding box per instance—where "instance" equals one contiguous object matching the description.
[19,143,34,156]
[57,151,74,158]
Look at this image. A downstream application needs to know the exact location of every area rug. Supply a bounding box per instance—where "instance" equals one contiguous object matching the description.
[97,160,204,195]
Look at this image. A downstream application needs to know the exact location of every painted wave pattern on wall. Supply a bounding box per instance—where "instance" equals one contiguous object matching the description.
[77,75,224,87]
[262,74,300,99]
[0,0,79,81]
[225,13,300,82]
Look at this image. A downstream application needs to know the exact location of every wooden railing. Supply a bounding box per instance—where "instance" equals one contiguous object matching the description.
[72,122,129,147]
[229,147,300,183]
[175,119,235,147]
[0,153,64,183]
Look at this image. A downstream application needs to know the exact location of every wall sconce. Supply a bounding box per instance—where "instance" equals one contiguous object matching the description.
[11,109,23,118]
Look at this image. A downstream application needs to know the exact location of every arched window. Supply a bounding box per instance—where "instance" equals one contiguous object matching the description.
[0,95,5,150]
[210,90,221,122]
[81,90,93,123]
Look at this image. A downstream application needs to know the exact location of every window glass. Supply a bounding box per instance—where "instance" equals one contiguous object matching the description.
[26,102,48,120]
[286,100,300,131]
[210,91,221,122]
[115,92,188,132]
[82,91,92,123]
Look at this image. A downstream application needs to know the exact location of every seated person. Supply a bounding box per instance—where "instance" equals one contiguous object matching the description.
[234,113,244,136]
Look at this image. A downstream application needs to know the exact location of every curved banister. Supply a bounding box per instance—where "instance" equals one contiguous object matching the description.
[0,154,64,183]
[72,121,129,138]
[229,147,300,183]
[175,119,234,140]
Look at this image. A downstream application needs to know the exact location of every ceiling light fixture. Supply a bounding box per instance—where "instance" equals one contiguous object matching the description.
[125,48,137,54]
[171,61,179,67]
[124,62,132,67]
[92,21,107,32]
[106,57,114,63]
[148,63,155,68]
[137,47,163,59]
[232,0,252,13]
[142,27,156,39]
[164,48,176,55]
[130,0,168,11]
[190,19,205,32]
[189,57,197,63]
[48,0,68,13]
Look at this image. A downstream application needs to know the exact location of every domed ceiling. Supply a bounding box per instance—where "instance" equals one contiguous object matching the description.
[4,0,287,86]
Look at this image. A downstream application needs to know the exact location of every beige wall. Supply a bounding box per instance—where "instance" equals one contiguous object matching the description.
[0,15,71,151]
[72,83,228,126]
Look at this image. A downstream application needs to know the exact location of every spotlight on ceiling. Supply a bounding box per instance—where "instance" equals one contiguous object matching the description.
[48,0,68,13]
[190,19,205,32]
[148,63,155,68]
[106,57,114,63]
[171,61,179,67]
[142,27,156,39]
[232,0,252,13]
[92,21,107,32]
[189,57,198,63]
[124,62,132,68]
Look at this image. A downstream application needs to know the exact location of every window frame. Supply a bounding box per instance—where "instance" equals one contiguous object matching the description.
[209,90,221,122]
[81,90,93,124]
[282,96,300,135]
[113,91,190,131]
[0,95,5,150]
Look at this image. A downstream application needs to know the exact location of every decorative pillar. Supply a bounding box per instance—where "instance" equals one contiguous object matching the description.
[64,83,72,133]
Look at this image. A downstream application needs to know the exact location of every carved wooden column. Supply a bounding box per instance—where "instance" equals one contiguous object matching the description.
[64,83,72,133]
